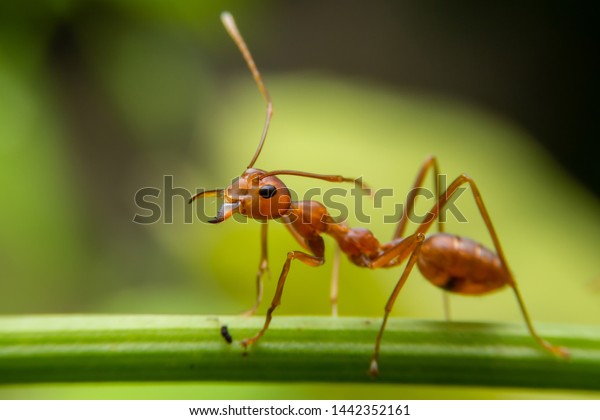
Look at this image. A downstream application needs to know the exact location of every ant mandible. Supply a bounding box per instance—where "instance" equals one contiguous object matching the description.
[190,12,569,376]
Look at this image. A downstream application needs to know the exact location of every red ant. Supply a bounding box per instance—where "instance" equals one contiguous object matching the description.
[190,12,569,376]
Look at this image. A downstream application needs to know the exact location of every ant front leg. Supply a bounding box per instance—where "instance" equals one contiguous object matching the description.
[241,236,325,349]
[242,221,269,317]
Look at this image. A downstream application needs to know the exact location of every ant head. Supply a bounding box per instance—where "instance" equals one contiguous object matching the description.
[216,168,291,223]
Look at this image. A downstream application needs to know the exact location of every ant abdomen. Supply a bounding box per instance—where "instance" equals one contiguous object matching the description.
[418,233,509,295]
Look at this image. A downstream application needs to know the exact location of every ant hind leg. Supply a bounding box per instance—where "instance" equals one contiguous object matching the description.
[416,173,569,359]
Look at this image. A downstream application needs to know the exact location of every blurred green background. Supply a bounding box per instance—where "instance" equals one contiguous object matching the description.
[1,0,599,399]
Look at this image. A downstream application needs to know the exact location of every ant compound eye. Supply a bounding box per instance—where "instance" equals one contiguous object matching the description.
[259,185,277,199]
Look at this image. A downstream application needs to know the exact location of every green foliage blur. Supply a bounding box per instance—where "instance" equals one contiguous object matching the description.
[1,0,598,399]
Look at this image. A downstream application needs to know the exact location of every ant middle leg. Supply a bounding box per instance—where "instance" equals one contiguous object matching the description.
[393,155,444,239]
[393,155,451,320]
[367,232,425,376]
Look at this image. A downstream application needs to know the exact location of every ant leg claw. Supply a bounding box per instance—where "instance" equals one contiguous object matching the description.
[540,339,570,359]
[552,345,571,359]
[368,359,379,377]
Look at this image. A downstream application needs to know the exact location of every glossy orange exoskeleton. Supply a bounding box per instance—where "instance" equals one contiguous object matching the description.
[190,12,569,375]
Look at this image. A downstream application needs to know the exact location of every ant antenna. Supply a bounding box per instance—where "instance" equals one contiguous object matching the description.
[221,11,273,169]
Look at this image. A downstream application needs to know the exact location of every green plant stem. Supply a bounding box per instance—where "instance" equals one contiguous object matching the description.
[0,315,598,389]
